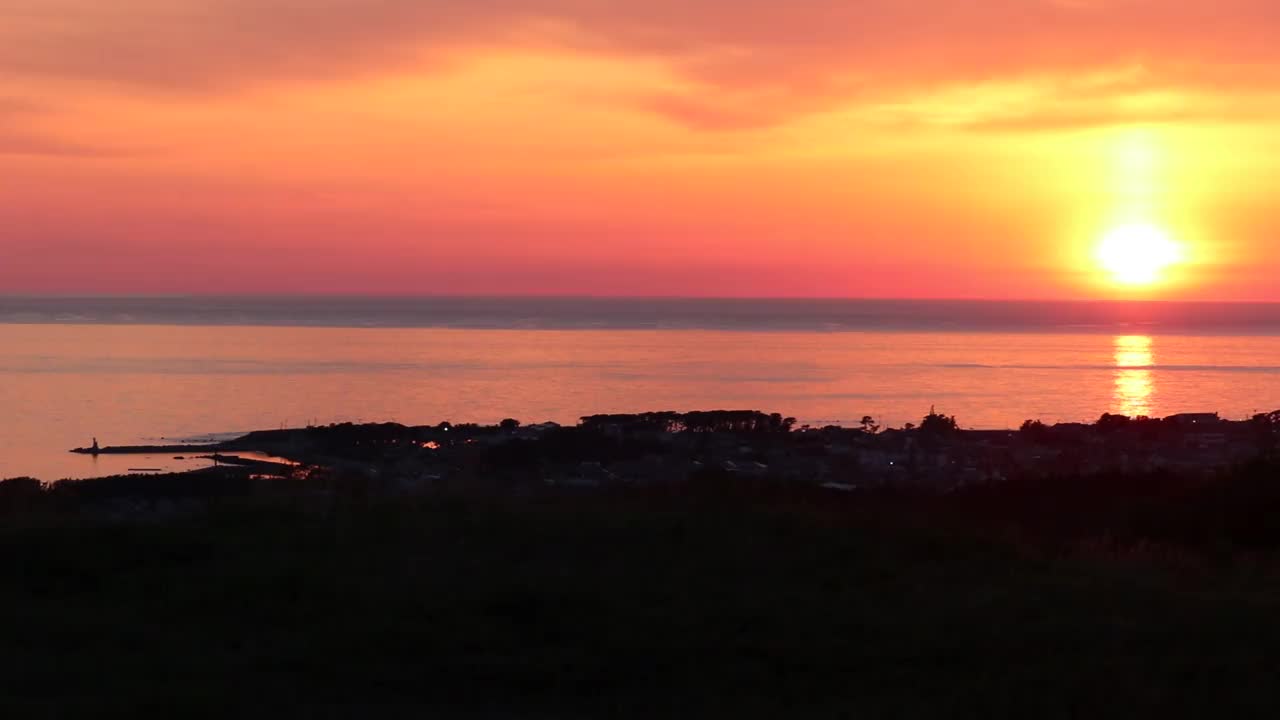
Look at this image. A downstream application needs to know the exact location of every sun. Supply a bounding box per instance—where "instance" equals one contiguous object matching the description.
[1096,223,1183,286]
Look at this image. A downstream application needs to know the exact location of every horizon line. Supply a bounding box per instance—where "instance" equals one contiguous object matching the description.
[5,293,1280,306]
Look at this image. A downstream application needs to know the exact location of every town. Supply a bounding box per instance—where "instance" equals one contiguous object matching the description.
[8,407,1280,719]
[59,408,1280,498]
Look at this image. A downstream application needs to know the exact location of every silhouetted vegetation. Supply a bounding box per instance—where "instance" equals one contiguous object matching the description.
[16,408,1280,714]
[1095,412,1133,433]
[47,468,257,505]
[1019,418,1048,436]
[0,477,42,515]
[6,468,1280,716]
[919,406,959,435]
[580,410,796,434]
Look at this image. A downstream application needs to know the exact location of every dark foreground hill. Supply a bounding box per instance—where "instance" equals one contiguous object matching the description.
[4,474,1280,718]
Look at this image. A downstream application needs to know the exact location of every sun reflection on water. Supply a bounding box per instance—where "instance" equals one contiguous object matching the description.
[1113,335,1155,417]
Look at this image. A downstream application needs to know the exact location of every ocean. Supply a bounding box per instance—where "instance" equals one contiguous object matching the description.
[4,296,1280,480]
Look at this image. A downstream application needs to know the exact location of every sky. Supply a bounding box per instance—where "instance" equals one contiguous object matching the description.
[3,0,1280,299]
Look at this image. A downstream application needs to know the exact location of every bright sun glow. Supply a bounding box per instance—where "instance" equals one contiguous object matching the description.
[1096,223,1183,286]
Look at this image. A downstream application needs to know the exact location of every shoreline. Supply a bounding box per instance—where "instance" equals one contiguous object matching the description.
[30,407,1278,488]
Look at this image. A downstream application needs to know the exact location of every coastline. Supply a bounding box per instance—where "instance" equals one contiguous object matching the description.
[8,410,1280,715]
[28,407,1276,487]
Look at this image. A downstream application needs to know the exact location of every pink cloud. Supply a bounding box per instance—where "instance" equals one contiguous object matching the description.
[3,1,1280,128]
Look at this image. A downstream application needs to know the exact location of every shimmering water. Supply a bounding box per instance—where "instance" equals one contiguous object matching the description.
[3,297,1280,480]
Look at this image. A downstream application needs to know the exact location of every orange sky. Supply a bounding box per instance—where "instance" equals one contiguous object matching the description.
[3,0,1280,299]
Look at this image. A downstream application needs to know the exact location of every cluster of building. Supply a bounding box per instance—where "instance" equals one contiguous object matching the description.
[250,410,1279,494]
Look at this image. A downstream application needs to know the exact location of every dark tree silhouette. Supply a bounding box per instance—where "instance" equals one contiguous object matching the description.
[1019,419,1050,442]
[1095,413,1132,433]
[920,407,958,435]
[581,411,794,434]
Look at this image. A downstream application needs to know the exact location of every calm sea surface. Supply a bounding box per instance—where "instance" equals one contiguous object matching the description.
[4,297,1280,480]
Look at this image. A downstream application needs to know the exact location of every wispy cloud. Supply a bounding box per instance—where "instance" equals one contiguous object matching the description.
[0,130,123,157]
[0,97,110,155]
[0,96,49,115]
[3,1,1280,130]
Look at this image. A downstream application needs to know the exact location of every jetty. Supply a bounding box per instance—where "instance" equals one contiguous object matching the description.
[72,443,224,455]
